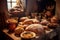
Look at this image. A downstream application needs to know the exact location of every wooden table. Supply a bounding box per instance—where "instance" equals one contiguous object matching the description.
[3,29,21,40]
[3,29,56,40]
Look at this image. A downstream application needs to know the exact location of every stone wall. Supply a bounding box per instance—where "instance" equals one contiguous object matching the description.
[0,0,8,30]
[56,0,60,20]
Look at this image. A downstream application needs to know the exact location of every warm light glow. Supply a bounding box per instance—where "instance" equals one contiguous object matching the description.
[7,0,16,10]
[12,3,16,8]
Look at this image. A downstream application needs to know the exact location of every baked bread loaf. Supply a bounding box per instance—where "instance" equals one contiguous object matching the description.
[15,25,24,35]
[25,24,44,35]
